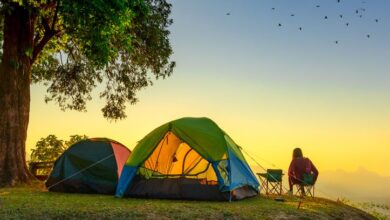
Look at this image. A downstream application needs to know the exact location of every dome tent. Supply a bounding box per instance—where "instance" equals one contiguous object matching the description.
[46,138,131,194]
[116,117,259,201]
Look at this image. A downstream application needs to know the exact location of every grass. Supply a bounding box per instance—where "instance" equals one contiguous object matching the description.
[0,185,375,220]
[338,198,390,220]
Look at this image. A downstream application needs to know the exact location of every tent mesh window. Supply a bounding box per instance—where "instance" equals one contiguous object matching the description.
[138,132,224,185]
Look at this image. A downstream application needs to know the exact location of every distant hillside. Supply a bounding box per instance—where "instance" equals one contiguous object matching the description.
[316,167,390,205]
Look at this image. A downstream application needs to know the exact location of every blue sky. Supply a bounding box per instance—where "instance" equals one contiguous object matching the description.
[170,0,390,88]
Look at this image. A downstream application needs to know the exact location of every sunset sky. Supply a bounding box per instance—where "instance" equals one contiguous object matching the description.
[27,0,390,177]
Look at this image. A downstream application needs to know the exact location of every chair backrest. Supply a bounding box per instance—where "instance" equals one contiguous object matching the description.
[266,169,283,182]
[303,173,314,185]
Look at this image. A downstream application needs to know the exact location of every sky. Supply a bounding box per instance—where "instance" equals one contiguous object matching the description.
[27,0,390,177]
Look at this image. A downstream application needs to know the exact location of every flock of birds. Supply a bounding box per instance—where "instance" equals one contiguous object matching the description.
[225,0,382,44]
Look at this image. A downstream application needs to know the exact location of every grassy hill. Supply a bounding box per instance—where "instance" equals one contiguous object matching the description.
[0,185,376,220]
[251,166,390,218]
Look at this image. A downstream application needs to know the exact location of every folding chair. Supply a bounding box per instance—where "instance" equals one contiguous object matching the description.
[295,173,315,197]
[257,169,283,195]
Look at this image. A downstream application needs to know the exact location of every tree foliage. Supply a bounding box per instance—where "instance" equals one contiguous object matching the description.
[0,0,175,120]
[30,134,88,162]
[65,134,88,147]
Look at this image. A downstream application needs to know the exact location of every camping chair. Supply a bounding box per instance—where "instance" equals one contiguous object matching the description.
[295,173,315,197]
[257,169,283,195]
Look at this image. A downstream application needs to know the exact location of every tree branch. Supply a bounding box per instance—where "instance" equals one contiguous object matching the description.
[41,16,51,33]
[51,0,60,30]
[31,0,62,62]
[32,17,56,62]
[33,31,41,48]
[32,34,54,62]
[39,1,57,10]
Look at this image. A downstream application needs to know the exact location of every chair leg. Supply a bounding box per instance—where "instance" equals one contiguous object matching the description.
[309,185,314,197]
[280,180,282,195]
[270,182,275,194]
[270,182,276,194]
[265,180,283,195]
[295,184,305,197]
[262,180,265,194]
[307,185,314,197]
[313,185,315,197]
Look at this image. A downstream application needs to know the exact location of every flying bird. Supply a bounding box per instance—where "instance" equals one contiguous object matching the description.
[316,5,320,8]
[335,40,339,44]
[291,14,295,17]
[346,22,349,26]
[298,27,302,31]
[226,12,230,15]
[340,15,343,18]
[272,7,275,10]
[324,16,328,19]
[375,19,379,22]
[278,23,282,27]
[367,34,370,38]
[356,10,359,14]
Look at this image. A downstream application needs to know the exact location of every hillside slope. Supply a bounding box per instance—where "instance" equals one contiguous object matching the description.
[0,186,374,219]
[317,168,390,205]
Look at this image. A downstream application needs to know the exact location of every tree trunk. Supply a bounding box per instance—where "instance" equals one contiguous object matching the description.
[0,4,36,186]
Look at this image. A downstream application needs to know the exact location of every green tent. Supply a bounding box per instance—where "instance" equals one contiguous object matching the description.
[46,138,131,194]
[116,117,259,200]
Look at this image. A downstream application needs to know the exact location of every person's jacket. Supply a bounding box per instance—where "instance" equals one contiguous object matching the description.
[288,157,319,183]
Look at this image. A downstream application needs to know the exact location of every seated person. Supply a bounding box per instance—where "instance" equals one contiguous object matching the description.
[288,147,318,195]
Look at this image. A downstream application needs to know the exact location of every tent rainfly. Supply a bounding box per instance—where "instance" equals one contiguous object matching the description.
[46,138,131,194]
[116,117,259,201]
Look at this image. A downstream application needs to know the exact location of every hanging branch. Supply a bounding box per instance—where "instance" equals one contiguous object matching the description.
[32,0,61,62]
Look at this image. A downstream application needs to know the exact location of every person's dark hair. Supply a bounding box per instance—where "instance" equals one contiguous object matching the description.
[293,147,303,158]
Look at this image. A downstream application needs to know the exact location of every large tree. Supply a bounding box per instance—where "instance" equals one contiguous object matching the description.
[0,0,175,186]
